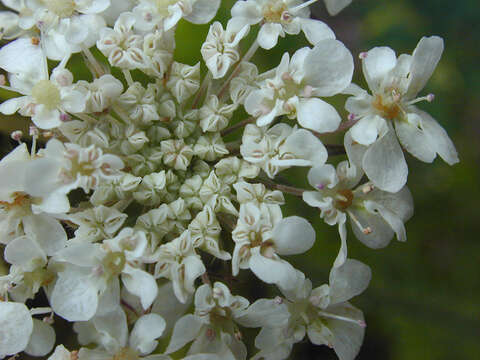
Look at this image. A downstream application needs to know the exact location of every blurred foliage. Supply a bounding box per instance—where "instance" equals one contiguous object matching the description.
[1,0,479,359]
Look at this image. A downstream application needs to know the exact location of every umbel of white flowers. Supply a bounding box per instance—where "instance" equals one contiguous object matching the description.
[0,0,457,359]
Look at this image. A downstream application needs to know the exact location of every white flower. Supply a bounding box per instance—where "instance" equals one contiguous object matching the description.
[241,123,327,178]
[188,205,231,260]
[245,40,353,131]
[153,230,206,303]
[201,19,250,79]
[344,36,458,192]
[0,38,87,129]
[254,260,369,360]
[75,307,166,359]
[166,282,288,358]
[303,161,414,267]
[97,12,148,69]
[231,0,335,49]
[199,95,237,132]
[232,202,315,290]
[77,74,123,113]
[133,0,221,32]
[24,139,124,212]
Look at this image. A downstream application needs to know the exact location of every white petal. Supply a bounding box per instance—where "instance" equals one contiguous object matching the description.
[406,36,444,99]
[348,207,394,249]
[276,128,327,167]
[0,38,47,80]
[51,271,98,321]
[25,319,56,357]
[32,106,62,129]
[0,302,33,358]
[93,308,128,349]
[165,314,203,354]
[231,1,262,24]
[185,0,221,24]
[395,112,436,162]
[328,303,365,360]
[364,200,408,243]
[257,23,283,50]
[236,298,289,328]
[130,314,166,355]
[304,39,354,96]
[306,164,338,189]
[417,109,459,165]
[121,265,158,310]
[0,96,28,115]
[297,97,341,133]
[273,216,316,255]
[4,235,45,268]
[362,47,397,93]
[362,129,408,193]
[329,259,371,304]
[324,0,353,15]
[333,221,348,268]
[249,251,298,290]
[61,89,86,113]
[349,115,382,146]
[300,18,335,45]
[151,282,193,333]
[23,214,67,256]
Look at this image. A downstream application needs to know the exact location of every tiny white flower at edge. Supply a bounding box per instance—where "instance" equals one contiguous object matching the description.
[345,36,458,192]
[231,0,336,50]
[244,40,353,132]
[0,38,87,129]
[303,161,414,267]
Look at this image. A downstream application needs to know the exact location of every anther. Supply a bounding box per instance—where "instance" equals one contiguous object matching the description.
[359,52,368,59]
[348,113,356,121]
[316,183,325,190]
[60,113,71,122]
[31,37,40,45]
[362,184,374,194]
[10,130,23,142]
[362,227,372,235]
[0,74,6,86]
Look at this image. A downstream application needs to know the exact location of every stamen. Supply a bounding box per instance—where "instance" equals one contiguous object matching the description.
[289,0,319,13]
[274,296,284,304]
[60,113,70,122]
[317,310,366,327]
[407,93,435,105]
[10,130,23,143]
[347,210,372,235]
[316,183,325,190]
[362,183,374,194]
[348,113,357,121]
[359,52,368,59]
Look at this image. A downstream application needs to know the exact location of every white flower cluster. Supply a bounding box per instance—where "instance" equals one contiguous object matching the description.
[0,0,458,359]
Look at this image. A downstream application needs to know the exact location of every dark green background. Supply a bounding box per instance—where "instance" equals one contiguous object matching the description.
[1,0,478,359]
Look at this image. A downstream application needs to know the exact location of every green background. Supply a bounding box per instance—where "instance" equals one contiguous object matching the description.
[1,0,479,359]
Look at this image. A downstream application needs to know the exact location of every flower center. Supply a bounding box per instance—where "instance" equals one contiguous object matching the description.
[102,251,126,278]
[43,0,76,18]
[372,92,402,120]
[31,80,61,110]
[112,347,139,360]
[262,1,288,23]
[335,189,354,210]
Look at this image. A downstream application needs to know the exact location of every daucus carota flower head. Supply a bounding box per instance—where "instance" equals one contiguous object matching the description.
[0,0,458,359]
